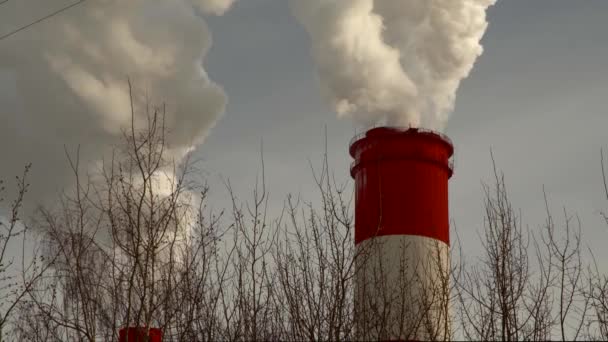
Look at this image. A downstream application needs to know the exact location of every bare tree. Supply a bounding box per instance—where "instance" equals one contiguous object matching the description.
[584,149,608,340]
[455,156,534,341]
[272,151,357,341]
[455,154,591,341]
[10,88,283,341]
[539,190,589,341]
[0,165,56,342]
[9,87,219,341]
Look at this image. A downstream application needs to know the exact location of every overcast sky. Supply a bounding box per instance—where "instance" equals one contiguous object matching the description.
[1,1,608,264]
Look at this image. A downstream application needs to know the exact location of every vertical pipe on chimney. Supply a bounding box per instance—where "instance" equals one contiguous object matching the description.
[350,127,454,341]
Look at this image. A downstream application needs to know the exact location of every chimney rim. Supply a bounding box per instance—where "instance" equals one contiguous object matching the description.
[349,126,454,157]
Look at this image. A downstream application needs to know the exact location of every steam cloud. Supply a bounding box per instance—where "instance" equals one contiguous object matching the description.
[292,0,495,130]
[0,0,237,209]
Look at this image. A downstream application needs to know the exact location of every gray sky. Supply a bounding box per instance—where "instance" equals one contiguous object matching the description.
[1,1,607,264]
[197,0,608,260]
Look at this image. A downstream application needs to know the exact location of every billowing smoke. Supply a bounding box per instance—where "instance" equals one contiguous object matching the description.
[0,0,236,210]
[292,0,495,130]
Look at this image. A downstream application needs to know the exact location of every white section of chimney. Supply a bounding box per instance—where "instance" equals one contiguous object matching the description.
[355,235,450,341]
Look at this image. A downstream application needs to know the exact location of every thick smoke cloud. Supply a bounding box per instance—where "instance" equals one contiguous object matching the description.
[0,0,236,210]
[292,0,495,131]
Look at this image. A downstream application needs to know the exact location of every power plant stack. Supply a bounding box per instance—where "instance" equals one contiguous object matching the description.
[350,127,454,341]
[119,327,162,342]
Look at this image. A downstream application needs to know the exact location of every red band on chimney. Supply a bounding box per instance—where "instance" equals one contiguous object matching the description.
[119,327,162,342]
[350,127,453,246]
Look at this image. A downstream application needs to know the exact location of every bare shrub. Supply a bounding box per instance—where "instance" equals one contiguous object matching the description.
[585,149,608,340]
[0,165,56,341]
[455,155,590,341]
[11,90,219,341]
[272,151,356,341]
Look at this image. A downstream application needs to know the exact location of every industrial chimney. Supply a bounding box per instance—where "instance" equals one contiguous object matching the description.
[119,327,162,342]
[350,127,454,341]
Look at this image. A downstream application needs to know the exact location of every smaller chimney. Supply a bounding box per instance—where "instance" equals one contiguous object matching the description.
[119,327,162,342]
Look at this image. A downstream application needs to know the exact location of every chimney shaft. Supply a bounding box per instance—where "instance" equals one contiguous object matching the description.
[350,127,453,341]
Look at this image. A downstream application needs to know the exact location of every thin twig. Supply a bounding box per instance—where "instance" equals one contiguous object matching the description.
[601,148,608,201]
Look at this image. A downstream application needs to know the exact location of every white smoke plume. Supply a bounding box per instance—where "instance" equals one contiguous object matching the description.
[292,0,495,131]
[0,0,237,210]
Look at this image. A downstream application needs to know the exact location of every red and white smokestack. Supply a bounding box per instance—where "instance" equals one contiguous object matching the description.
[119,327,162,342]
[350,127,454,341]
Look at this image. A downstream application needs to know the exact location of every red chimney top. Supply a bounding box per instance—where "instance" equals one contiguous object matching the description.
[119,327,162,342]
[349,126,454,245]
